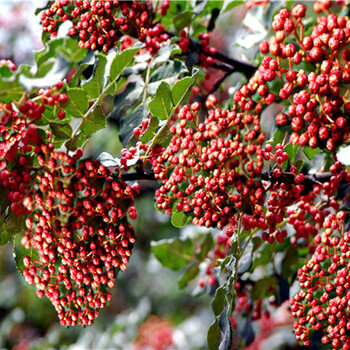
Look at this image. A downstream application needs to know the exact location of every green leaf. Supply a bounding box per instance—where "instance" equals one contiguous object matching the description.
[171,211,191,228]
[65,132,84,151]
[56,37,87,63]
[70,51,96,87]
[119,101,149,146]
[109,47,140,82]
[222,0,245,13]
[273,128,285,147]
[151,237,194,270]
[212,285,227,316]
[303,146,321,160]
[148,60,188,94]
[177,261,200,289]
[151,44,182,67]
[109,81,145,122]
[139,116,159,143]
[50,123,73,140]
[13,233,40,275]
[284,143,299,162]
[19,56,71,91]
[252,277,277,300]
[82,53,107,99]
[171,70,198,107]
[237,240,253,274]
[0,212,13,245]
[34,38,65,67]
[81,106,107,137]
[195,232,214,260]
[0,74,23,103]
[148,81,173,121]
[207,319,221,350]
[218,305,234,350]
[173,11,193,30]
[63,88,89,118]
[295,159,305,172]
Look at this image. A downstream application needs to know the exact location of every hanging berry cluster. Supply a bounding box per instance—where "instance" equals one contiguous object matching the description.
[22,152,139,326]
[291,212,350,349]
[0,71,139,325]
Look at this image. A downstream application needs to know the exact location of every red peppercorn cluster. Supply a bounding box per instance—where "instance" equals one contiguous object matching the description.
[287,162,348,243]
[256,4,350,151]
[0,82,67,216]
[21,151,139,326]
[178,31,217,68]
[291,212,350,348]
[41,0,156,52]
[151,100,266,230]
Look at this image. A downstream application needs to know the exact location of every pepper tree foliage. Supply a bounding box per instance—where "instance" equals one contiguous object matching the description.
[1,0,350,348]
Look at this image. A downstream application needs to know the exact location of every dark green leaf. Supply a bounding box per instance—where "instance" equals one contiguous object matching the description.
[173,11,193,30]
[109,81,145,122]
[0,212,13,245]
[171,211,191,228]
[218,305,233,350]
[196,232,214,260]
[303,146,321,160]
[151,237,194,270]
[171,69,198,107]
[139,116,159,143]
[81,106,107,137]
[82,53,107,99]
[212,285,226,316]
[65,132,84,151]
[148,81,173,120]
[63,88,89,117]
[148,60,188,94]
[120,101,149,146]
[177,261,200,289]
[151,44,182,67]
[109,47,140,82]
[50,123,73,140]
[70,51,96,87]
[13,234,40,275]
[237,239,253,274]
[207,319,221,350]
[273,128,285,147]
[251,277,277,300]
[295,159,305,172]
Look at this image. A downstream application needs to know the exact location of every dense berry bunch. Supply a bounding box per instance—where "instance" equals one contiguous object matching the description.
[0,82,67,216]
[253,4,350,151]
[291,212,350,348]
[21,152,139,326]
[151,101,266,230]
[41,0,157,52]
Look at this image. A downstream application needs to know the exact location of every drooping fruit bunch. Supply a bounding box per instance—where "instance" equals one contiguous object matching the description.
[291,212,350,349]
[21,151,139,326]
[41,0,162,52]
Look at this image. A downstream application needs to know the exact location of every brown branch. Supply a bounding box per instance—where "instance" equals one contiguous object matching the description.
[121,170,156,181]
[209,51,257,78]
